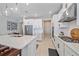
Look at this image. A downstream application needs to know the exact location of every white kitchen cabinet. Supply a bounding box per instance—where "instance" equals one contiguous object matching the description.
[21,39,36,56]
[77,3,79,25]
[54,36,65,56]
[54,35,79,56]
[53,36,58,50]
[53,3,79,56]
[64,45,78,56]
[58,39,65,56]
[56,36,65,56]
[54,37,60,55]
[59,23,69,28]
[0,35,37,56]
[53,15,60,36]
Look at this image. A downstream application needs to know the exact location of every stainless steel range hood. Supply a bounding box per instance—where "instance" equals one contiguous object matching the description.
[59,17,76,22]
[59,3,77,22]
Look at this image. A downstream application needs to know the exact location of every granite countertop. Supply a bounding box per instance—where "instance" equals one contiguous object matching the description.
[65,42,79,55]
[55,35,79,55]
[0,35,37,49]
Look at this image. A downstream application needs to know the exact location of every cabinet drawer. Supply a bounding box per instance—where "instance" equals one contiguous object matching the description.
[65,45,78,56]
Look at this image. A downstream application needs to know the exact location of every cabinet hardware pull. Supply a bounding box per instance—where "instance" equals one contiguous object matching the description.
[58,44,59,48]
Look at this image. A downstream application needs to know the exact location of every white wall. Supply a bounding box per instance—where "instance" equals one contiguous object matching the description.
[0,15,22,35]
[0,16,7,35]
[53,15,60,36]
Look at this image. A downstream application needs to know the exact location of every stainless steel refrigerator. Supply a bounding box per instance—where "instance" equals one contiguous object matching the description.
[25,25,33,35]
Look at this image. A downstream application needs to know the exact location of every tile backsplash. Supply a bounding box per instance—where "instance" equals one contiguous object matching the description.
[59,20,79,37]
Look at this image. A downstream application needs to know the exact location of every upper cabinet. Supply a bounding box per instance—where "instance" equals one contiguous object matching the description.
[59,3,77,22]
[77,3,79,25]
[59,22,69,28]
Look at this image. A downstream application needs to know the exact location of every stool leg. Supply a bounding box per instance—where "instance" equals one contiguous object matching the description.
[19,50,22,56]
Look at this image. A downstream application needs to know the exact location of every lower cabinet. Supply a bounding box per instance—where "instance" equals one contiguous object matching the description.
[54,35,79,56]
[64,45,78,56]
[56,38,65,56]
[57,40,65,56]
[54,36,65,56]
[21,39,36,56]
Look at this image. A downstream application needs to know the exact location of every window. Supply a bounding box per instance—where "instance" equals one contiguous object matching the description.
[7,21,17,31]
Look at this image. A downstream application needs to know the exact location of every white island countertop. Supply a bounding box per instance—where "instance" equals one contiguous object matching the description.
[0,35,37,49]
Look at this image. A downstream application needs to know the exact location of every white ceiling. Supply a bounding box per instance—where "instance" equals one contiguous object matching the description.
[0,3,62,18]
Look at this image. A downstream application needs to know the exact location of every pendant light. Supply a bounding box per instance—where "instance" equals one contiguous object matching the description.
[66,10,68,15]
[65,3,68,16]
[5,4,8,16]
[26,3,29,6]
[15,3,18,11]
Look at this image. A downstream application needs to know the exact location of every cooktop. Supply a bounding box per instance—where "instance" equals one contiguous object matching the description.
[58,36,79,43]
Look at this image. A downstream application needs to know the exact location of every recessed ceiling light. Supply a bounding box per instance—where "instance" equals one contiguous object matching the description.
[26,3,29,6]
[15,3,18,11]
[49,11,52,14]
[5,10,8,16]
[34,13,38,17]
[10,8,13,10]
[15,7,18,11]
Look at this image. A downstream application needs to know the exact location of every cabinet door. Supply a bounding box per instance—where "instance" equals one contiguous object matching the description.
[56,39,64,56]
[58,40,65,56]
[65,45,78,56]
[21,39,36,56]
[77,3,79,25]
[27,39,36,56]
[54,36,65,56]
[54,36,59,49]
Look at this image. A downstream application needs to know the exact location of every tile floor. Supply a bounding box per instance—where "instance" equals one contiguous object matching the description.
[36,34,55,56]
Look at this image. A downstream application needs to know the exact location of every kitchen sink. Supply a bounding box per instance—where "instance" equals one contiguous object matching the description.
[13,36,22,37]
[10,35,23,37]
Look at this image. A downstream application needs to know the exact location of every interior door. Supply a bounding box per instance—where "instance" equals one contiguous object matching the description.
[43,20,51,35]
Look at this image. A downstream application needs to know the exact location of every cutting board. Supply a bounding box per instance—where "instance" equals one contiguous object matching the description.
[71,28,79,40]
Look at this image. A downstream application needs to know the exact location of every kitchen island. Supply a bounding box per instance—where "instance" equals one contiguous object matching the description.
[0,35,37,56]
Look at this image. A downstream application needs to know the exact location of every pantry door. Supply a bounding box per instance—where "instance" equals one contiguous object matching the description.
[43,20,51,36]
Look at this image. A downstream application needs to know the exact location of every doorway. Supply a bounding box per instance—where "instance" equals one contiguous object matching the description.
[43,20,51,38]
